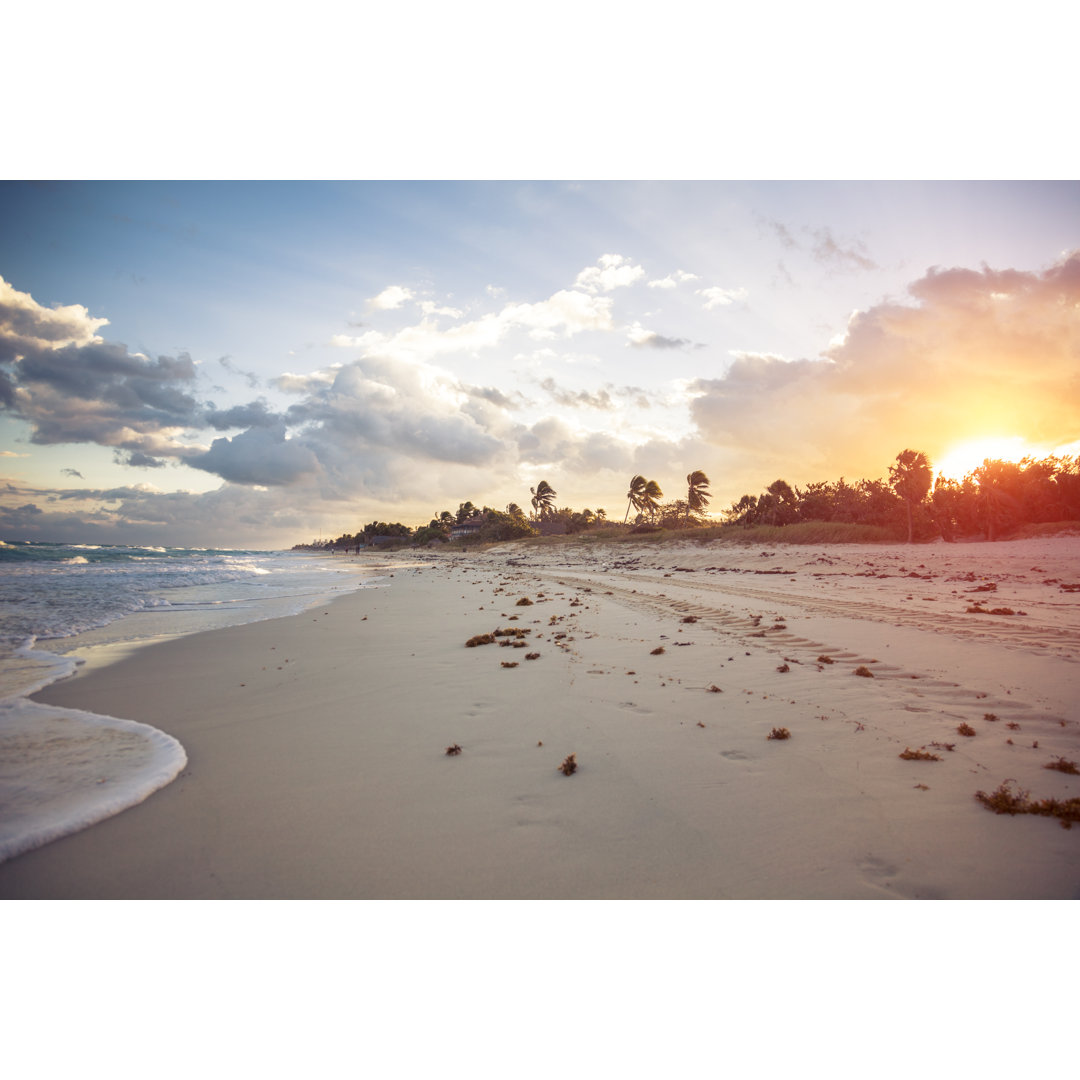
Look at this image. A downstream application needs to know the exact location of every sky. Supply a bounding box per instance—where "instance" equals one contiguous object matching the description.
[2,180,1078,547]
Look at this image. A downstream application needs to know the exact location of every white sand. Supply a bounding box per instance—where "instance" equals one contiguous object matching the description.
[1,536,1078,898]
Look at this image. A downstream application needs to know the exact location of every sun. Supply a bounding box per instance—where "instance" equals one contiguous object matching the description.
[935,436,1036,482]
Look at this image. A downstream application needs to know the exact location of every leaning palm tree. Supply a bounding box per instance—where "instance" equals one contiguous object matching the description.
[530,480,557,519]
[642,479,664,522]
[624,474,647,522]
[686,470,711,522]
[888,449,932,543]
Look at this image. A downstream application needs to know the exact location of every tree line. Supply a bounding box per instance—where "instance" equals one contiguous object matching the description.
[723,450,1080,542]
[293,452,1080,550]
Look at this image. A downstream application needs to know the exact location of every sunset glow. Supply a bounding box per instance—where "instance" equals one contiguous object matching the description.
[935,437,1037,482]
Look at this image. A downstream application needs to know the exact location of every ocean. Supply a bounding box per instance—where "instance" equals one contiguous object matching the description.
[0,541,380,863]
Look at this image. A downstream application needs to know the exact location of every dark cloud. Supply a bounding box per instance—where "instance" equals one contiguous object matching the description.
[203,399,282,430]
[114,450,166,469]
[188,424,321,486]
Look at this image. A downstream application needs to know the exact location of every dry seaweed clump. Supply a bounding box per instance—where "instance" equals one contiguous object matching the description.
[515,597,534,606]
[558,753,577,776]
[975,782,1080,829]
[957,722,977,737]
[1044,757,1080,775]
[650,646,665,655]
[465,633,495,648]
[501,661,519,668]
[854,665,874,678]
[767,727,791,740]
[445,744,462,756]
[899,747,941,761]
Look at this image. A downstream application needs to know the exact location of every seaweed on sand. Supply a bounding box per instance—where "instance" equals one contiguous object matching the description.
[975,781,1080,829]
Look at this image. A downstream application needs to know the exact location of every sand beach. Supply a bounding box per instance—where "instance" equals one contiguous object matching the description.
[1,535,1078,899]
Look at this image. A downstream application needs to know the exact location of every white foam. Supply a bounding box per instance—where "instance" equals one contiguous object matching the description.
[0,698,187,863]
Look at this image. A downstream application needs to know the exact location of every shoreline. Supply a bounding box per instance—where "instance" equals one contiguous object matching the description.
[2,537,1078,898]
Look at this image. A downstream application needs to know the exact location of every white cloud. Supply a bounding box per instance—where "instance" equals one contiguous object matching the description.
[419,300,464,318]
[0,275,109,358]
[367,285,415,310]
[698,286,749,309]
[575,254,645,294]
[647,270,699,289]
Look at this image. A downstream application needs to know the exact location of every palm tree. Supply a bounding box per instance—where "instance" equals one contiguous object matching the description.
[642,479,664,522]
[530,480,557,519]
[624,474,647,522]
[506,502,526,522]
[888,449,933,543]
[686,470,711,522]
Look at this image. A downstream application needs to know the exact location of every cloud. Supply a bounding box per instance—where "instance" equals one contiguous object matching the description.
[203,399,283,430]
[0,275,108,359]
[689,251,1080,482]
[574,254,645,294]
[626,322,691,349]
[367,285,415,310]
[647,270,699,289]
[808,227,878,271]
[113,450,166,469]
[538,377,614,411]
[698,286,748,310]
[188,424,321,486]
[218,355,261,388]
[60,467,84,478]
[760,219,877,272]
[419,300,463,318]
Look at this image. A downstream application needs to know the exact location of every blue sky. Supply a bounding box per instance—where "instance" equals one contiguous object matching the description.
[2,179,1078,546]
